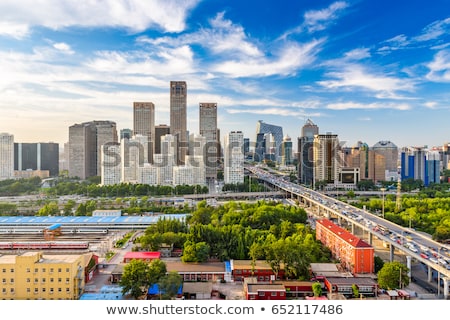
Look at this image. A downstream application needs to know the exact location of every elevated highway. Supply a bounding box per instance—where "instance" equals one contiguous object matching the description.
[246,165,450,298]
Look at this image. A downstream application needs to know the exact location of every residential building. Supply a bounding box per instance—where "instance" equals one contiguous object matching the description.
[0,251,85,300]
[122,252,161,263]
[224,131,244,184]
[100,142,121,185]
[0,133,14,180]
[315,219,374,274]
[312,133,342,188]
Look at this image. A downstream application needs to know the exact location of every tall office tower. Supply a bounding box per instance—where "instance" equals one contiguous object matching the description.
[372,141,398,172]
[427,151,440,185]
[0,133,14,180]
[224,131,244,184]
[120,128,133,140]
[443,142,450,171]
[199,102,218,181]
[154,124,170,154]
[243,138,250,159]
[401,147,438,186]
[68,120,118,180]
[133,102,155,163]
[255,133,266,162]
[297,119,319,186]
[170,81,187,165]
[255,120,283,163]
[312,133,341,187]
[101,142,121,185]
[187,133,206,185]
[14,142,59,176]
[281,135,293,166]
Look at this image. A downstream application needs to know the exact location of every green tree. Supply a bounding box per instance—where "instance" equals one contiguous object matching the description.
[312,282,322,297]
[120,259,150,299]
[158,271,183,299]
[148,259,167,287]
[377,261,409,290]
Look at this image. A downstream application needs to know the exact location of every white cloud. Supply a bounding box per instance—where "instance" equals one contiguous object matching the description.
[303,1,349,33]
[318,64,415,95]
[0,22,29,39]
[326,101,411,111]
[212,39,323,77]
[53,42,74,54]
[0,0,199,34]
[426,49,450,82]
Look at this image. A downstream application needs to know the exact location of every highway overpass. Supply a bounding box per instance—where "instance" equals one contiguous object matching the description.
[246,165,450,298]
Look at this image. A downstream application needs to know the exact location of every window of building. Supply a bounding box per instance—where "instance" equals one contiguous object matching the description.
[66,288,70,293]
[27,288,31,293]
[10,268,14,273]
[58,278,62,283]
[42,268,46,273]
[26,268,30,273]
[50,268,54,273]
[34,288,38,294]
[42,278,46,283]
[34,268,38,273]
[58,288,62,292]
[26,278,30,283]
[66,268,69,273]
[42,288,46,293]
[34,278,38,283]
[10,278,13,283]
[58,268,62,273]
[1,268,5,273]
[271,292,277,296]
[10,288,14,293]
[50,278,54,283]
[2,288,6,293]
[2,278,5,283]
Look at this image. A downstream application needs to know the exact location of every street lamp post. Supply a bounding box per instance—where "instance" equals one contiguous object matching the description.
[380,187,386,219]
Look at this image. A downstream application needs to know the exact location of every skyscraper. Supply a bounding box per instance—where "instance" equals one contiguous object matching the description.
[133,102,155,162]
[224,131,244,184]
[297,119,319,186]
[0,133,14,180]
[154,124,170,155]
[313,132,341,187]
[170,81,187,165]
[255,120,283,163]
[199,102,218,180]
[14,142,59,176]
[68,120,117,179]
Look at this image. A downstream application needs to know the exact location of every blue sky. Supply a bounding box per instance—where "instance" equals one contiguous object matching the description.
[0,0,449,150]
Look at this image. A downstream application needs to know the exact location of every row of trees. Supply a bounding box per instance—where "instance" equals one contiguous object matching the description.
[137,200,333,280]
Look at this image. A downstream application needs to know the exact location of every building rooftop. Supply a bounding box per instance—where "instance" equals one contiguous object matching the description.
[317,219,372,248]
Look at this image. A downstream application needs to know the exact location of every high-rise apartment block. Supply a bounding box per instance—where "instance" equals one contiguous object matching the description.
[313,133,341,187]
[14,142,59,177]
[68,120,118,179]
[224,131,244,184]
[0,133,14,180]
[199,102,219,180]
[170,81,188,165]
[401,147,440,186]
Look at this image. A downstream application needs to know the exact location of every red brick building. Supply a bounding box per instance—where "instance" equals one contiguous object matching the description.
[245,283,286,300]
[231,260,285,281]
[123,251,161,263]
[315,219,374,274]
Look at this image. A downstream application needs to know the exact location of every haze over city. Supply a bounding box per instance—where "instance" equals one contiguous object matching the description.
[0,0,449,149]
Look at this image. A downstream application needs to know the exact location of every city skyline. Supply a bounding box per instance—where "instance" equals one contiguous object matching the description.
[0,1,449,149]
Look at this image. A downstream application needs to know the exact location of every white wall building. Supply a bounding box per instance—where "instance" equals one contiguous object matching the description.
[224,131,244,184]
[0,133,14,180]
